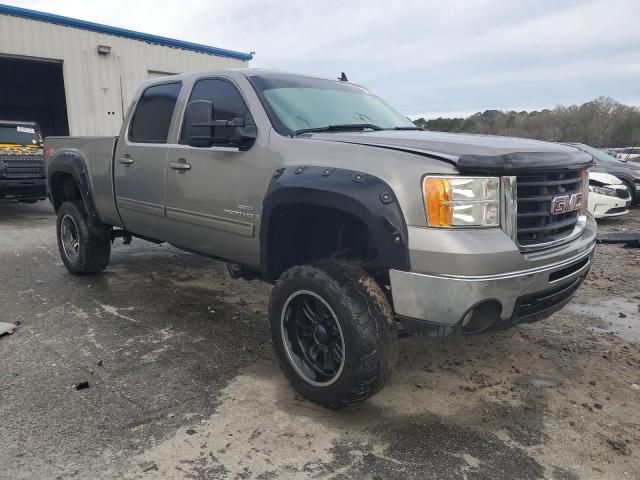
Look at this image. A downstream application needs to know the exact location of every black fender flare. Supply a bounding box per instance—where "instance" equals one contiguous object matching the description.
[260,166,410,280]
[47,151,101,224]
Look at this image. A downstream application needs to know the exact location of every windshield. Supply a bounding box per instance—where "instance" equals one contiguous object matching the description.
[248,74,415,135]
[0,125,41,146]
[574,143,625,165]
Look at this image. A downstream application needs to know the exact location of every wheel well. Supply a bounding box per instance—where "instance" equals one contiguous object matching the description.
[49,172,82,212]
[265,204,383,282]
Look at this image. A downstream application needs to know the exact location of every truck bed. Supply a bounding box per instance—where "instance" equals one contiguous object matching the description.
[45,136,121,227]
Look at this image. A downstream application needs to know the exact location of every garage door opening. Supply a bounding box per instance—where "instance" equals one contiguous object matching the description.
[0,55,69,138]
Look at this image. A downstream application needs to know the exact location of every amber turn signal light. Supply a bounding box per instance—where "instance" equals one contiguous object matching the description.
[423,177,452,227]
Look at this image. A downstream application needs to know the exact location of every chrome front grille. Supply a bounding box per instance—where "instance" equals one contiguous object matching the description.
[516,170,585,247]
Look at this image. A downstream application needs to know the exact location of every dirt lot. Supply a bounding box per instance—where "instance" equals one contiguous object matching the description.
[1,201,639,480]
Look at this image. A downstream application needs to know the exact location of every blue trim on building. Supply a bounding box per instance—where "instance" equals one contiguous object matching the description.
[0,3,253,61]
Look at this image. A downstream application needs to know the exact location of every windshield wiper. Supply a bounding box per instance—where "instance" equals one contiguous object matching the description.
[389,126,423,131]
[293,123,383,136]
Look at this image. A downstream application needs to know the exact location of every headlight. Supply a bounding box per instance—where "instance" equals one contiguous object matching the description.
[589,185,616,197]
[423,176,500,228]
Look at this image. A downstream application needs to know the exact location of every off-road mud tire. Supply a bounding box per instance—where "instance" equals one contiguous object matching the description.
[56,201,111,275]
[269,261,397,409]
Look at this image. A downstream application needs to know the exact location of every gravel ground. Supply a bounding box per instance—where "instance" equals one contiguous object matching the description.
[0,201,638,480]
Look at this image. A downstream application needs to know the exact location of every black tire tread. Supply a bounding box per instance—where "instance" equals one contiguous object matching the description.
[269,260,397,409]
[56,201,111,275]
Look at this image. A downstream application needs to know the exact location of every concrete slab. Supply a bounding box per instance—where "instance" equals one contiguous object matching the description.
[1,201,639,480]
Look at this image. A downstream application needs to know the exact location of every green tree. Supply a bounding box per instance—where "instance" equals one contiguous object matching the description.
[413,98,640,147]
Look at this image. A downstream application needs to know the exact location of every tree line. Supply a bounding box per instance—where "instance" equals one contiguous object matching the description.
[413,97,640,148]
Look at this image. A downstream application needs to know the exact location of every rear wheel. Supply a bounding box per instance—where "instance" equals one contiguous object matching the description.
[56,201,111,275]
[269,261,397,409]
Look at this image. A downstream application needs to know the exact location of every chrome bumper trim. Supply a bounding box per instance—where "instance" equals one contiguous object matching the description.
[435,244,593,281]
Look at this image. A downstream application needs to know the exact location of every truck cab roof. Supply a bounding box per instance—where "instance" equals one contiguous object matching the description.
[138,68,365,92]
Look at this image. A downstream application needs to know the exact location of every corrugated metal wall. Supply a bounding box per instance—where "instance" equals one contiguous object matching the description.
[0,14,247,136]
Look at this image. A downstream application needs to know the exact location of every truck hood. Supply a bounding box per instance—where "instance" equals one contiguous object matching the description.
[308,130,594,173]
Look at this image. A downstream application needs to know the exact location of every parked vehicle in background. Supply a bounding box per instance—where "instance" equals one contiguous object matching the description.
[587,172,630,218]
[0,120,47,203]
[610,147,640,162]
[565,143,640,204]
[45,70,597,408]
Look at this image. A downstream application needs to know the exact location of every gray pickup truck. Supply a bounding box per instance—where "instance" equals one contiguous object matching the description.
[45,70,596,408]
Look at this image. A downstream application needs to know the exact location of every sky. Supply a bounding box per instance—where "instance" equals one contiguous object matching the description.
[6,0,640,119]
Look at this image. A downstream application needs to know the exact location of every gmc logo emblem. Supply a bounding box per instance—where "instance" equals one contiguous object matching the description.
[550,193,583,215]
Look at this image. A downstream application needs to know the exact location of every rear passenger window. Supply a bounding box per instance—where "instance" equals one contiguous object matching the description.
[129,83,181,143]
[180,79,251,143]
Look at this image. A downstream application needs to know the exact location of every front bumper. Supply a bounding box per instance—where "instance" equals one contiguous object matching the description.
[390,240,595,332]
[588,191,630,218]
[0,178,47,199]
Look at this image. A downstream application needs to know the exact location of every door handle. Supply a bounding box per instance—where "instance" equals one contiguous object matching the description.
[169,159,192,171]
[118,156,134,165]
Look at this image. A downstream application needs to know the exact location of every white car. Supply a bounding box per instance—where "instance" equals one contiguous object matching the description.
[588,172,631,218]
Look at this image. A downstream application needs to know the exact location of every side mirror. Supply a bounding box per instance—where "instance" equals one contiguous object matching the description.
[184,100,257,150]
[236,119,257,151]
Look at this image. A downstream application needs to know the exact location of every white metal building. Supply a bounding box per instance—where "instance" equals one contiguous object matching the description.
[0,4,252,137]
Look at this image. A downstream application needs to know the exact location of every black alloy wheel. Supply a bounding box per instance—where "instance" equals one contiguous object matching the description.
[281,290,345,386]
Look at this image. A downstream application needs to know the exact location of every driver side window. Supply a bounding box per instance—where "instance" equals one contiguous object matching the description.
[180,79,251,144]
